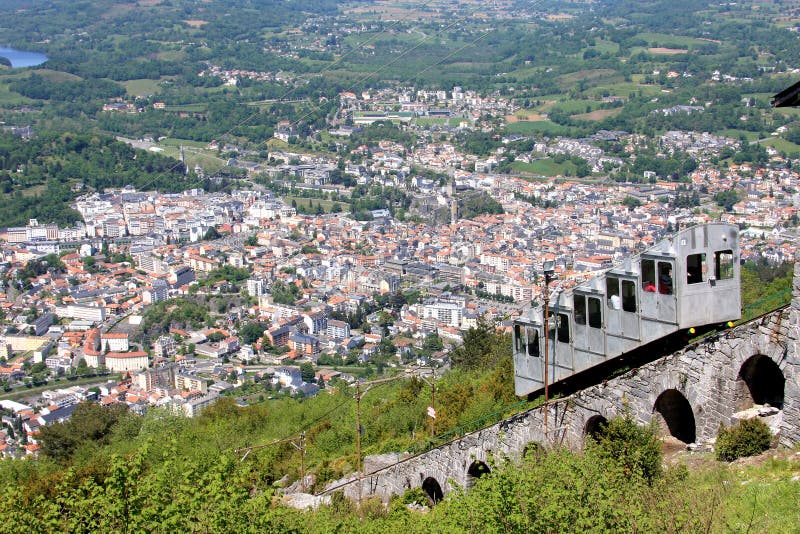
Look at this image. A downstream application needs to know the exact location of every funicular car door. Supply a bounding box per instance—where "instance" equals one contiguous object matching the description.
[512,318,543,394]
[546,307,573,382]
[572,289,605,372]
[639,255,677,341]
[605,274,640,358]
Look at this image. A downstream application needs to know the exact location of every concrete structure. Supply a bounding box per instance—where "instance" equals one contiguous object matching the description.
[323,263,800,503]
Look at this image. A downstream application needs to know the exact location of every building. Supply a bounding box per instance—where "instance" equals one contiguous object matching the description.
[182,392,219,417]
[143,279,169,305]
[246,278,267,297]
[302,311,328,335]
[288,333,320,356]
[135,365,175,391]
[100,333,129,353]
[266,324,294,347]
[104,352,149,373]
[175,372,208,394]
[168,266,195,288]
[55,304,106,323]
[422,302,464,328]
[326,319,351,341]
[153,336,177,358]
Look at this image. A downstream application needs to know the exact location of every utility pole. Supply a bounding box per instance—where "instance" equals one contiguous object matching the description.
[418,363,436,438]
[431,365,435,438]
[542,261,556,436]
[356,380,362,478]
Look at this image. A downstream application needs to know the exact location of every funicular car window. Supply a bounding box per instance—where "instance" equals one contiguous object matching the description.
[588,297,602,328]
[642,259,656,292]
[686,253,706,284]
[525,326,539,357]
[606,277,620,309]
[715,250,734,280]
[574,294,586,325]
[557,313,570,343]
[621,280,637,312]
[657,262,673,295]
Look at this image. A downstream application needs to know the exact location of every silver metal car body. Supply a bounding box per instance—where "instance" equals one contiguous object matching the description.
[513,223,741,396]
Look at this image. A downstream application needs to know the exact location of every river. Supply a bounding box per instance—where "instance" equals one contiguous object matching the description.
[0,46,48,68]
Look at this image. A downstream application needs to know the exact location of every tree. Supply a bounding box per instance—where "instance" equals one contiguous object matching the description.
[714,190,740,211]
[622,195,641,209]
[423,332,444,352]
[239,322,267,345]
[450,315,510,371]
[39,403,130,463]
[204,227,221,241]
[300,362,315,383]
[207,331,226,343]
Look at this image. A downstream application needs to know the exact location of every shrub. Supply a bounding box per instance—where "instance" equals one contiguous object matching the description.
[586,414,662,482]
[399,486,429,506]
[716,418,772,461]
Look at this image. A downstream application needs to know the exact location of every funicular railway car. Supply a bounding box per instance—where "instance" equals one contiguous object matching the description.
[513,223,741,397]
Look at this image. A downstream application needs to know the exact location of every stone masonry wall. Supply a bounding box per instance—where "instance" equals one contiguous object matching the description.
[330,271,800,502]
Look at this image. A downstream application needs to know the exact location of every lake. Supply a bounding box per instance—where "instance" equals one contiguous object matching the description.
[0,46,48,68]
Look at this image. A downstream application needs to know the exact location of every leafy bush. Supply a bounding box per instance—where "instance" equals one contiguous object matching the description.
[716,418,772,462]
[399,487,429,506]
[585,414,663,482]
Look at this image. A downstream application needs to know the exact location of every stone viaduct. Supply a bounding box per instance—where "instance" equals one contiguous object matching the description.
[325,266,800,504]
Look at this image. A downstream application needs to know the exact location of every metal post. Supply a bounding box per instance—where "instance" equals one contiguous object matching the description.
[430,365,435,438]
[543,282,549,436]
[355,382,362,503]
[299,432,306,493]
[542,267,554,437]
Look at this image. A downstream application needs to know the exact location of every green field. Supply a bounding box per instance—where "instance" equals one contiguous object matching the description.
[32,69,83,82]
[158,137,212,149]
[760,137,800,155]
[585,82,663,98]
[0,81,33,105]
[505,120,573,136]
[285,196,349,213]
[412,117,468,127]
[511,158,577,177]
[163,103,208,113]
[635,32,705,47]
[557,68,622,88]
[588,39,620,55]
[549,99,601,113]
[154,138,226,173]
[774,106,800,118]
[719,129,759,142]
[123,78,164,97]
[155,49,187,62]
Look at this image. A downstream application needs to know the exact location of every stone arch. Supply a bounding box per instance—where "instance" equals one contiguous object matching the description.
[421,476,444,505]
[466,460,491,488]
[584,415,609,441]
[652,389,696,444]
[734,354,785,410]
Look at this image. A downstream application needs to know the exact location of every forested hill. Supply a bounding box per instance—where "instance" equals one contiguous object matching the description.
[0,132,203,227]
[0,0,340,80]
